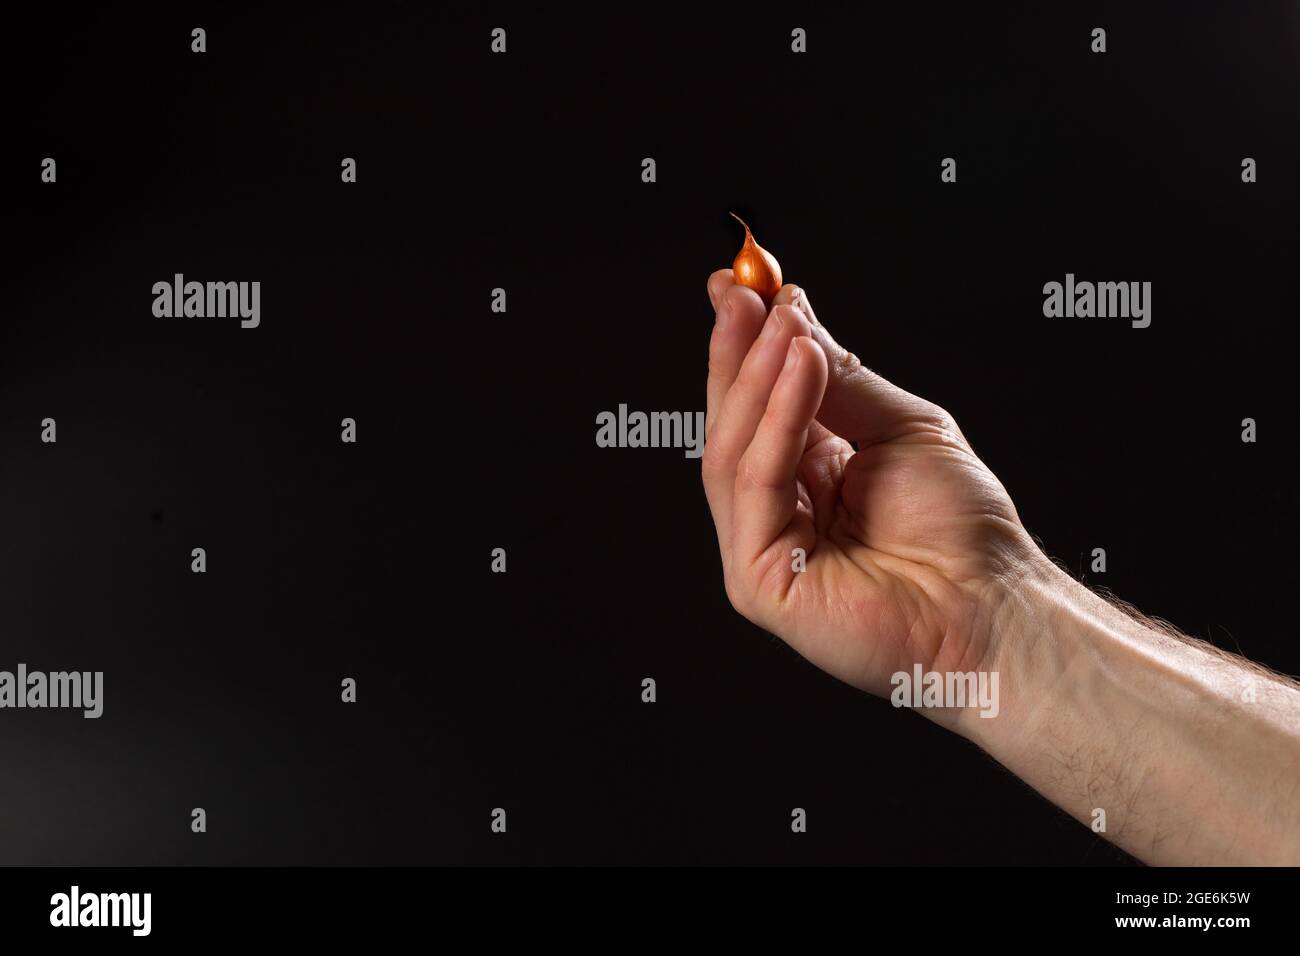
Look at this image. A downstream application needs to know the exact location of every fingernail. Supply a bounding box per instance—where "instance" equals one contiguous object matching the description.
[760,309,785,340]
[716,296,732,330]
[783,338,801,370]
[791,286,816,324]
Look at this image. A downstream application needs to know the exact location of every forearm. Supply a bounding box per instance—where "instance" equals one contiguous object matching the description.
[961,558,1300,865]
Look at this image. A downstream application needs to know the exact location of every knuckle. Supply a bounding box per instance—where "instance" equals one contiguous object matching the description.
[921,405,971,449]
[929,406,957,431]
[735,454,777,492]
[832,346,864,379]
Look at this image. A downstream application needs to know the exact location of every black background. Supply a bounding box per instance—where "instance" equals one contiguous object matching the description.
[2,2,1297,866]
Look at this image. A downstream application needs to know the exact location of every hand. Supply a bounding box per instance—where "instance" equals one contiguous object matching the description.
[702,271,1040,721]
[704,270,1300,864]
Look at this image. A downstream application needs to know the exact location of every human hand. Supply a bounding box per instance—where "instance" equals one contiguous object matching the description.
[702,271,1042,728]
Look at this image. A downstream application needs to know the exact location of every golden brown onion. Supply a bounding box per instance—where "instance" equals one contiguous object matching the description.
[729,212,783,307]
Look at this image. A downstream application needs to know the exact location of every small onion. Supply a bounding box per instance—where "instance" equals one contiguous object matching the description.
[729,212,783,307]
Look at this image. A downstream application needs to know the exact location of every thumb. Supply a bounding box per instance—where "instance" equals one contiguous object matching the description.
[772,284,951,448]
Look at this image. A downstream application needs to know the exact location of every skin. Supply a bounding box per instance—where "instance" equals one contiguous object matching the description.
[702,269,1300,865]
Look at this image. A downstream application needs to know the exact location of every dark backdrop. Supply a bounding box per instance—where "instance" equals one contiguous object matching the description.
[2,3,1297,865]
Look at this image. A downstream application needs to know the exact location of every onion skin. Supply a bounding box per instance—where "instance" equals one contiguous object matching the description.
[729,212,783,307]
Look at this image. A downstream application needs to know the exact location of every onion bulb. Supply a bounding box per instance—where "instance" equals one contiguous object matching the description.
[729,212,783,307]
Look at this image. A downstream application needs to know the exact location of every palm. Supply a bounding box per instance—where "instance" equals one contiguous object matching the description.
[772,420,1025,697]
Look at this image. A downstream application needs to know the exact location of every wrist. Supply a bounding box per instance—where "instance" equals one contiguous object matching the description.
[949,553,1086,757]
